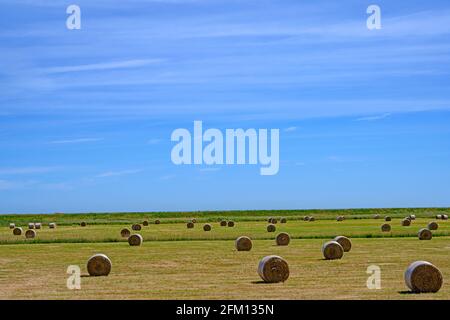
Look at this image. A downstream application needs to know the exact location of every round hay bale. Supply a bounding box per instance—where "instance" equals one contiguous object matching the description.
[336,216,344,222]
[87,254,112,277]
[9,223,15,229]
[267,217,273,223]
[142,220,149,226]
[442,215,448,220]
[275,232,290,246]
[128,234,143,246]
[35,223,41,229]
[385,216,391,221]
[220,220,227,227]
[381,224,391,232]
[187,222,194,229]
[427,221,438,231]
[191,218,197,223]
[436,214,442,220]
[227,221,235,227]
[322,241,344,260]
[131,224,142,231]
[303,216,310,221]
[154,219,161,225]
[28,223,35,229]
[405,261,443,293]
[418,228,432,240]
[120,228,131,238]
[80,221,87,227]
[333,236,352,252]
[48,223,56,229]
[203,224,212,231]
[257,255,289,283]
[374,214,380,219]
[13,227,23,236]
[271,218,278,224]
[267,224,276,232]
[25,229,36,239]
[409,215,416,220]
[280,218,287,224]
[309,217,315,222]
[401,218,411,227]
[235,236,252,251]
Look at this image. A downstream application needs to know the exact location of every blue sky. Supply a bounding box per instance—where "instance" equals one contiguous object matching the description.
[1,0,450,213]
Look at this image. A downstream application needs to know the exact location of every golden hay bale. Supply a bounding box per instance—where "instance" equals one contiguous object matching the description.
[35,223,41,229]
[381,224,391,232]
[276,232,290,246]
[13,227,23,236]
[87,254,112,277]
[203,224,212,231]
[235,236,252,251]
[120,228,131,238]
[427,221,438,231]
[418,228,432,240]
[401,218,411,227]
[267,224,276,232]
[9,223,15,229]
[187,222,194,229]
[271,218,278,224]
[280,218,287,223]
[227,221,235,227]
[80,222,87,227]
[131,224,142,231]
[409,215,416,220]
[258,255,289,283]
[405,261,443,293]
[436,214,442,220]
[309,217,315,222]
[128,234,143,246]
[385,216,391,221]
[48,223,56,229]
[333,236,352,252]
[374,214,380,219]
[154,219,161,225]
[142,220,149,226]
[220,220,227,227]
[322,241,344,260]
[303,216,310,221]
[25,229,36,239]
[442,215,448,220]
[28,223,35,229]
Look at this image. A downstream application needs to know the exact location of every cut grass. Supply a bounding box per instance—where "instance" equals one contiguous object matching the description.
[0,237,449,299]
[1,218,448,245]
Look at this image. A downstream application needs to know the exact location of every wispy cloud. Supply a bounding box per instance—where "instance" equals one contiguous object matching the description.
[284,126,297,132]
[43,59,164,74]
[96,169,143,178]
[147,138,162,145]
[0,166,60,175]
[0,179,37,190]
[199,167,221,172]
[159,174,176,180]
[50,138,104,144]
[356,113,391,121]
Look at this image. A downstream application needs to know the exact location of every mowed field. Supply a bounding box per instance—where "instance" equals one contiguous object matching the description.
[0,208,449,300]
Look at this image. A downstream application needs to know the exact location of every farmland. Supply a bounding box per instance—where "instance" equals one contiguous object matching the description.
[0,208,449,299]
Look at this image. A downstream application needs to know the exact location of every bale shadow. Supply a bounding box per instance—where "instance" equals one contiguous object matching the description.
[398,290,418,295]
[251,281,268,284]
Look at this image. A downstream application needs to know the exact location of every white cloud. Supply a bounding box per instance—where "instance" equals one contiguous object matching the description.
[43,59,164,74]
[284,126,297,132]
[0,179,37,190]
[50,138,103,144]
[96,169,143,178]
[356,113,391,121]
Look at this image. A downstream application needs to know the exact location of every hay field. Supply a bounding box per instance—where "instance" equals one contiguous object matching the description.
[0,209,449,299]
